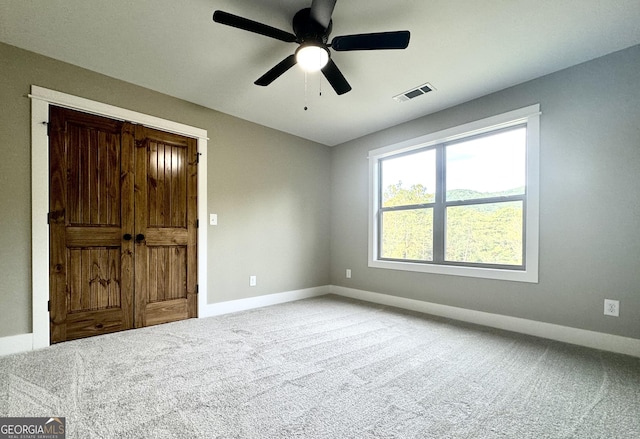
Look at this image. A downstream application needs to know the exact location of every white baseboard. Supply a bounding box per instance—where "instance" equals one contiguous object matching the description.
[0,333,33,357]
[199,285,331,318]
[331,285,640,358]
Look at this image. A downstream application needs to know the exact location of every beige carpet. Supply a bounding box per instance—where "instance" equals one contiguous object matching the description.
[1,295,639,438]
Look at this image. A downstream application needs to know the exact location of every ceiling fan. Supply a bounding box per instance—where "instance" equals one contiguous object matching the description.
[213,0,410,95]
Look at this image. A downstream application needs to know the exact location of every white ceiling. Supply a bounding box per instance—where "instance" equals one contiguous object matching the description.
[2,0,640,146]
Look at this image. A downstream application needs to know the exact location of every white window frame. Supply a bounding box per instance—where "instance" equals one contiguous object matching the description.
[368,104,540,283]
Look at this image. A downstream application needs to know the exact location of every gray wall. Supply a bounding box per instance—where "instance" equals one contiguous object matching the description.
[0,42,331,338]
[331,45,640,340]
[2,40,639,342]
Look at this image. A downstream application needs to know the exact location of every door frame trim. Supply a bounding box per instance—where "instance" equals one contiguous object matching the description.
[30,85,208,349]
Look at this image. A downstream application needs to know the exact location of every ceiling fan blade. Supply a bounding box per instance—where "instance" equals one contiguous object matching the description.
[310,0,337,29]
[213,10,297,43]
[321,58,352,95]
[331,30,410,51]
[254,54,298,86]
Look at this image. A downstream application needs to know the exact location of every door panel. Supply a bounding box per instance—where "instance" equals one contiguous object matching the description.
[66,123,121,226]
[134,125,197,328]
[67,247,122,312]
[147,139,188,228]
[49,106,135,343]
[147,246,187,302]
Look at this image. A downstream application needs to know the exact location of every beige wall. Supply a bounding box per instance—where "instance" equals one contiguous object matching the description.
[331,45,640,340]
[0,42,331,337]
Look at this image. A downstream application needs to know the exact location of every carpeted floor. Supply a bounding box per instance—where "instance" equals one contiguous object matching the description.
[1,295,639,438]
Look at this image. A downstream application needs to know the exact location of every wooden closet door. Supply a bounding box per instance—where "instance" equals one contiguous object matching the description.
[133,125,198,327]
[49,107,198,343]
[49,106,135,343]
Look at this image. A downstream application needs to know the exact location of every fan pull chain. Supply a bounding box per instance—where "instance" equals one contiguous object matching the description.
[304,72,309,111]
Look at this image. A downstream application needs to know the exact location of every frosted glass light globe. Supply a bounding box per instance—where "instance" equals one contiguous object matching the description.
[296,45,329,72]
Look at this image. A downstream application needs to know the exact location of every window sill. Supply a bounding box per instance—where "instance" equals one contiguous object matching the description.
[368,259,538,283]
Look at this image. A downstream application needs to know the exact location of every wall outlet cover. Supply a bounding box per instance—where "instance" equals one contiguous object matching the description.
[604,299,619,317]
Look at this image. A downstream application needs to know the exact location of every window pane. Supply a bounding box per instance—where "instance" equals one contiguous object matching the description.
[381,208,433,261]
[381,149,436,208]
[446,127,526,201]
[445,201,523,265]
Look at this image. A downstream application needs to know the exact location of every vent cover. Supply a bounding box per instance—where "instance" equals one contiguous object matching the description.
[393,83,436,102]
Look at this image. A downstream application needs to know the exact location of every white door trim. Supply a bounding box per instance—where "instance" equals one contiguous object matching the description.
[30,85,208,349]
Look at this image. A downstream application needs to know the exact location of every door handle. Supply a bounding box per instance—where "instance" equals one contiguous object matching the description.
[135,233,145,243]
[123,233,132,241]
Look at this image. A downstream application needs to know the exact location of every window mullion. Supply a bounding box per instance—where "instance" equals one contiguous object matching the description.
[433,144,445,263]
[377,160,383,260]
[445,194,525,207]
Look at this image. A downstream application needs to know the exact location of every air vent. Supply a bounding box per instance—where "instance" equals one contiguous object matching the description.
[393,82,436,103]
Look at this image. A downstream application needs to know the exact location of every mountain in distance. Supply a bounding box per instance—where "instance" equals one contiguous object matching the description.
[446,186,525,212]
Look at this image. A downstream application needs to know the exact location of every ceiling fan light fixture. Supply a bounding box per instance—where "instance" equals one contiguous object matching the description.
[296,44,329,72]
[213,1,411,94]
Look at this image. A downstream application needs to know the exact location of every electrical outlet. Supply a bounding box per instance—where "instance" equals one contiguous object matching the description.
[604,299,619,317]
[346,269,352,279]
[249,275,257,287]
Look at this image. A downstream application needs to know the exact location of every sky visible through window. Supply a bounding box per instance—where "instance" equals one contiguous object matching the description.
[382,150,435,201]
[382,127,526,195]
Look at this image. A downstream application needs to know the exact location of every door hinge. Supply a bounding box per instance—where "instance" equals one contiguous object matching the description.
[43,121,50,136]
[48,300,51,312]
[196,284,199,294]
[196,219,199,228]
[48,210,64,224]
[195,152,202,164]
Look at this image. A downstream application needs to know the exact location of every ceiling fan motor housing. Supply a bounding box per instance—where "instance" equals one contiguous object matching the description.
[293,8,331,46]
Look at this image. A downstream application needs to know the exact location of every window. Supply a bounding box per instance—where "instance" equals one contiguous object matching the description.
[369,105,540,282]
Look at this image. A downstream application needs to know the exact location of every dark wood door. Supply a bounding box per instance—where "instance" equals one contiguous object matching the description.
[133,125,198,327]
[49,106,197,343]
